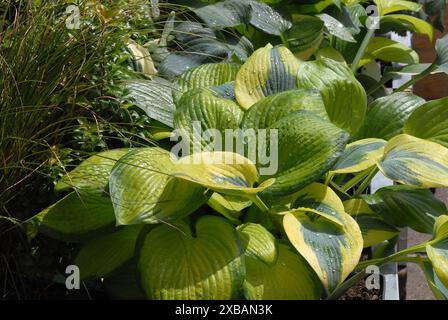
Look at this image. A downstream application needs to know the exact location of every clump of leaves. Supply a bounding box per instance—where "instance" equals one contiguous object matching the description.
[23,0,448,300]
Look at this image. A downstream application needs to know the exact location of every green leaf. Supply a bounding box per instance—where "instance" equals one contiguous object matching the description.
[109,147,207,225]
[237,223,278,265]
[424,0,446,33]
[331,138,386,174]
[297,58,367,135]
[124,78,177,127]
[238,223,321,300]
[362,185,447,234]
[138,216,245,299]
[284,15,324,60]
[242,89,328,130]
[380,15,433,41]
[283,184,363,293]
[235,44,300,109]
[243,243,322,299]
[404,96,448,148]
[176,63,240,100]
[354,92,425,140]
[55,149,130,192]
[192,0,292,36]
[418,260,448,300]
[256,110,349,197]
[360,37,419,67]
[344,199,399,248]
[434,34,448,73]
[426,216,448,289]
[173,88,244,152]
[249,0,292,36]
[29,191,116,242]
[103,262,146,300]
[193,0,251,29]
[75,225,143,279]
[317,13,356,43]
[208,193,252,223]
[374,0,422,16]
[378,134,448,188]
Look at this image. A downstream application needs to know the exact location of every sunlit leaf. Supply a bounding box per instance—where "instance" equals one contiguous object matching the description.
[331,138,386,174]
[138,216,245,299]
[378,134,448,188]
[55,149,130,192]
[404,96,448,148]
[297,58,367,134]
[283,184,363,293]
[235,44,300,109]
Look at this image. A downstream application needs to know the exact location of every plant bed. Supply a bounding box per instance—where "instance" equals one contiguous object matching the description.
[3,0,448,301]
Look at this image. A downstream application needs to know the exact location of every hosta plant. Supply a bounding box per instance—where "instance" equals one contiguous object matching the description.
[30,0,448,300]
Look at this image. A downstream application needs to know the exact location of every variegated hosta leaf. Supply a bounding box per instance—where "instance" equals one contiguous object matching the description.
[354,92,425,140]
[331,138,386,174]
[419,260,448,300]
[127,40,157,75]
[404,96,448,148]
[235,44,301,109]
[374,0,422,16]
[378,134,448,188]
[258,110,349,197]
[283,184,363,293]
[75,225,143,279]
[55,149,130,192]
[289,183,348,227]
[176,63,240,99]
[109,148,207,225]
[297,58,367,134]
[29,191,116,242]
[124,78,178,127]
[343,199,398,248]
[208,193,252,223]
[175,152,274,197]
[284,15,324,60]
[362,185,447,234]
[242,89,328,130]
[110,148,271,224]
[427,216,448,289]
[138,216,245,300]
[173,88,244,152]
[211,82,236,101]
[238,223,322,300]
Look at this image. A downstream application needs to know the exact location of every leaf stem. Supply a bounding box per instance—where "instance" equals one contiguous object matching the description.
[351,27,376,73]
[341,170,370,192]
[328,242,427,300]
[250,195,270,213]
[352,167,378,198]
[395,65,434,92]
